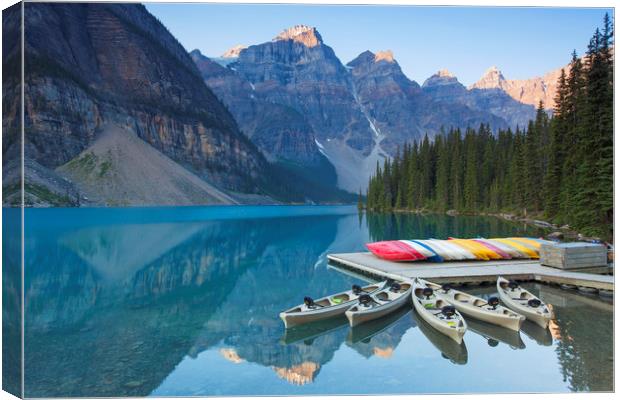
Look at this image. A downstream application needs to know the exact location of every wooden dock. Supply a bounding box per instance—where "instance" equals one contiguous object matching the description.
[327,252,614,291]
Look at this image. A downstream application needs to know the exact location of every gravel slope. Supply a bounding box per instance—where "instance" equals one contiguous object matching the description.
[57,125,238,206]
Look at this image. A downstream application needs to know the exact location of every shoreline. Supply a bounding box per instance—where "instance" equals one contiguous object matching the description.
[364,207,606,243]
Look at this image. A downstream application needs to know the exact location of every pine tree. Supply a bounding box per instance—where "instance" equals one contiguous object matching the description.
[364,14,612,239]
[434,134,450,210]
[463,130,478,211]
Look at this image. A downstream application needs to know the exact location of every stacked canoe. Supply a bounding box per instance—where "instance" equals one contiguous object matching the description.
[366,237,552,262]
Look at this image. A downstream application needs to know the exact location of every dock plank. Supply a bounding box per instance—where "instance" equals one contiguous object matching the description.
[327,252,614,291]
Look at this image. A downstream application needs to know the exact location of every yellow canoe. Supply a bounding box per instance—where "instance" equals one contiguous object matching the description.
[490,238,539,259]
[449,238,503,260]
[508,237,542,250]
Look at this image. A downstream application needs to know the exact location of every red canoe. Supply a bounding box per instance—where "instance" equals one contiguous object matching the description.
[366,240,427,262]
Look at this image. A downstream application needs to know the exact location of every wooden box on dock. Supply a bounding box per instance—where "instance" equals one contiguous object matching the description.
[540,242,608,270]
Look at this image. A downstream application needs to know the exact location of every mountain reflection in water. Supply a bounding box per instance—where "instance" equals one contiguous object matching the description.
[9,206,612,396]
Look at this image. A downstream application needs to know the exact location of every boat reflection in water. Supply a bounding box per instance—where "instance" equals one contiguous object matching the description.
[346,305,413,359]
[281,316,349,345]
[467,319,526,350]
[520,321,553,346]
[411,310,468,365]
[19,207,613,395]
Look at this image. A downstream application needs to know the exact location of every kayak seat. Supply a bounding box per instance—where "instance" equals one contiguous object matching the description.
[454,293,469,302]
[376,292,389,301]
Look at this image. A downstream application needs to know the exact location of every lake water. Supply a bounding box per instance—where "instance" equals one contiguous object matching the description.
[4,206,613,396]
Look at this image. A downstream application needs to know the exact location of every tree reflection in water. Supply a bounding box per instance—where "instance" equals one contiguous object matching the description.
[20,208,613,396]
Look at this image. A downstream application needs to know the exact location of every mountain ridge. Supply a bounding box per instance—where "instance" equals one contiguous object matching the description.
[194,24,568,191]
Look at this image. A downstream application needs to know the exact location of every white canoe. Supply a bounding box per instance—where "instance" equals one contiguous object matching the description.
[411,309,468,365]
[411,278,467,343]
[420,279,525,331]
[345,281,412,327]
[414,239,458,261]
[280,281,386,328]
[496,277,553,328]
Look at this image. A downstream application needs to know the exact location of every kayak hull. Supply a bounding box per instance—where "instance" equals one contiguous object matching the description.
[411,279,467,343]
[497,277,552,328]
[280,282,386,328]
[345,282,412,328]
[421,279,524,331]
[281,302,355,328]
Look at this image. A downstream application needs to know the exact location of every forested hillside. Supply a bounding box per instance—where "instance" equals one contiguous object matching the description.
[365,15,613,239]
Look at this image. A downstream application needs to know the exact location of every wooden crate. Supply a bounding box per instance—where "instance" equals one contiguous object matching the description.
[540,242,608,270]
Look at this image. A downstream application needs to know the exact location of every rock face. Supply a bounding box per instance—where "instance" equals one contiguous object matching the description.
[221,44,247,58]
[421,69,535,131]
[190,49,324,166]
[192,24,548,191]
[470,65,564,109]
[4,5,571,203]
[4,3,275,206]
[230,25,375,154]
[348,53,520,154]
[346,50,422,154]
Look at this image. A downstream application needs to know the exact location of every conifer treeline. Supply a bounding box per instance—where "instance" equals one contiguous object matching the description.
[365,15,613,238]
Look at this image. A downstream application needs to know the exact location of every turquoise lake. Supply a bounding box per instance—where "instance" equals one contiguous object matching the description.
[3,206,613,396]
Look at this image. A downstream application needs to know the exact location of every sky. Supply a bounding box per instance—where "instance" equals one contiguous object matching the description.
[146,4,613,86]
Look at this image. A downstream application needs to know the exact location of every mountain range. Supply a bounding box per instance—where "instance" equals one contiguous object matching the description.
[192,24,567,193]
[2,5,570,206]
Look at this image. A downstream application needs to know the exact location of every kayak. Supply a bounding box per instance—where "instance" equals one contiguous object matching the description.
[366,241,427,261]
[448,238,504,260]
[496,277,552,328]
[345,280,412,327]
[507,237,546,251]
[411,308,468,365]
[421,279,525,331]
[414,239,459,261]
[411,278,467,343]
[428,239,477,260]
[475,238,521,259]
[400,240,437,259]
[410,240,444,262]
[280,281,387,328]
[471,239,512,259]
[490,238,539,258]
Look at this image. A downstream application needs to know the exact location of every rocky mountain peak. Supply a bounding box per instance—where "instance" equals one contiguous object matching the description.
[273,25,323,47]
[222,44,247,58]
[436,69,455,78]
[422,69,460,87]
[470,65,506,89]
[374,50,395,63]
[189,48,204,58]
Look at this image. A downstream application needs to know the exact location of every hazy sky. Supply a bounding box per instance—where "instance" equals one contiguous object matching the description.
[146,4,612,86]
